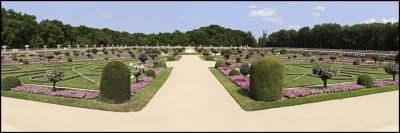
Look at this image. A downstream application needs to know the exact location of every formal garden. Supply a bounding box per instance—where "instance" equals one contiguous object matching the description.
[201,47,399,111]
[1,47,184,111]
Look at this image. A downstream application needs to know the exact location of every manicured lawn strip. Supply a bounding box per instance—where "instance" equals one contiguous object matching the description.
[1,68,173,112]
[209,67,399,111]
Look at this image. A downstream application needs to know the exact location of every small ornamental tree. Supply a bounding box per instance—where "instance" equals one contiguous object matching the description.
[371,55,379,63]
[139,53,148,64]
[45,53,55,62]
[235,56,241,63]
[102,50,109,55]
[396,53,399,64]
[38,53,44,60]
[132,65,145,83]
[73,50,79,57]
[86,53,92,58]
[312,65,339,88]
[53,51,61,56]
[384,64,399,81]
[240,63,251,76]
[377,56,385,66]
[45,67,65,91]
[330,56,337,63]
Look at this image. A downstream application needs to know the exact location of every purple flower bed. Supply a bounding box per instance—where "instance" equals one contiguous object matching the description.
[283,83,365,99]
[373,79,399,87]
[130,68,164,96]
[218,67,250,92]
[11,85,99,100]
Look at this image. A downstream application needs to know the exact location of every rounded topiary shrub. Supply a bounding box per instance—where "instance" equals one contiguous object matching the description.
[100,61,131,103]
[205,55,215,61]
[1,76,21,91]
[155,59,167,68]
[229,69,241,76]
[145,69,156,78]
[357,74,374,88]
[353,59,361,65]
[167,54,175,61]
[214,60,227,68]
[250,56,284,102]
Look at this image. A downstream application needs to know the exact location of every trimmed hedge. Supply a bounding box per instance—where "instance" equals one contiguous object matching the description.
[145,69,156,78]
[1,76,21,91]
[250,56,284,102]
[215,60,227,68]
[229,69,241,76]
[155,59,167,68]
[100,61,131,103]
[357,74,374,88]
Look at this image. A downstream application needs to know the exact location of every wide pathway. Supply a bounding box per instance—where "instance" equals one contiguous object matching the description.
[2,55,399,131]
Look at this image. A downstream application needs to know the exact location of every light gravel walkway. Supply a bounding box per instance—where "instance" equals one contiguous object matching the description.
[1,55,399,131]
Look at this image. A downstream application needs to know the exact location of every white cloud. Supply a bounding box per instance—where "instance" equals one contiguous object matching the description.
[262,16,284,25]
[249,8,276,17]
[313,6,325,11]
[287,25,301,30]
[363,17,398,24]
[364,18,377,23]
[249,5,257,9]
[249,8,284,25]
[381,17,398,23]
[311,12,321,17]
[98,13,112,18]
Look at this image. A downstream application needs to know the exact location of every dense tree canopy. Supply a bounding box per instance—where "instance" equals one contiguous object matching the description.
[264,23,399,51]
[1,8,256,49]
[2,8,398,51]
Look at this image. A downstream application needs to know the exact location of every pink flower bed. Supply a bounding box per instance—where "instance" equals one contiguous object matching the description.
[218,67,250,92]
[283,83,365,99]
[373,79,399,87]
[11,85,98,100]
[130,68,164,96]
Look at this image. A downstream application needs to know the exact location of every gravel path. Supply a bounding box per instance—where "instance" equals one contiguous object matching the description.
[1,55,398,131]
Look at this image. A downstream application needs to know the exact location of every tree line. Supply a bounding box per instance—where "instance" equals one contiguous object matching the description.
[1,8,256,49]
[259,23,399,51]
[2,8,398,51]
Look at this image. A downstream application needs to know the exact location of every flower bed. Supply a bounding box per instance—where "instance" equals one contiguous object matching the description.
[373,79,399,87]
[218,67,250,92]
[130,68,164,96]
[284,79,399,99]
[11,85,98,100]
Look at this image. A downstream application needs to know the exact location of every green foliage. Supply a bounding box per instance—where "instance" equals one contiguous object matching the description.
[250,56,284,102]
[167,54,175,61]
[205,55,215,61]
[64,51,70,57]
[67,57,72,62]
[100,61,131,103]
[45,67,65,91]
[357,74,374,88]
[1,76,21,91]
[330,56,337,63]
[145,69,156,78]
[229,69,241,76]
[22,59,29,64]
[353,59,361,65]
[154,59,167,68]
[214,60,227,68]
[310,59,315,62]
[319,57,324,61]
[279,49,288,54]
[91,48,98,54]
[223,53,231,60]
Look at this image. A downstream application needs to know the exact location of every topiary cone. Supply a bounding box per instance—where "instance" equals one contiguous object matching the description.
[100,61,131,103]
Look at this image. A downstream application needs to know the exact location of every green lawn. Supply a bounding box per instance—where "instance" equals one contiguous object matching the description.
[209,67,399,111]
[1,68,173,112]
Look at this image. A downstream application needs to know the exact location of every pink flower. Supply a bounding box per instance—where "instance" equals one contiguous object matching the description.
[11,85,98,100]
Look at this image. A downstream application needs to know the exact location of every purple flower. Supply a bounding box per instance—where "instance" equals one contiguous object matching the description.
[373,79,399,87]
[130,68,165,96]
[11,85,98,100]
[283,83,366,99]
[218,67,250,92]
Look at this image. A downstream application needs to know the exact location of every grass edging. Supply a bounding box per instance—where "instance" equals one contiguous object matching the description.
[209,67,399,111]
[1,67,173,112]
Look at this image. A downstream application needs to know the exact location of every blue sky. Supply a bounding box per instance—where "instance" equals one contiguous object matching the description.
[2,1,399,37]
